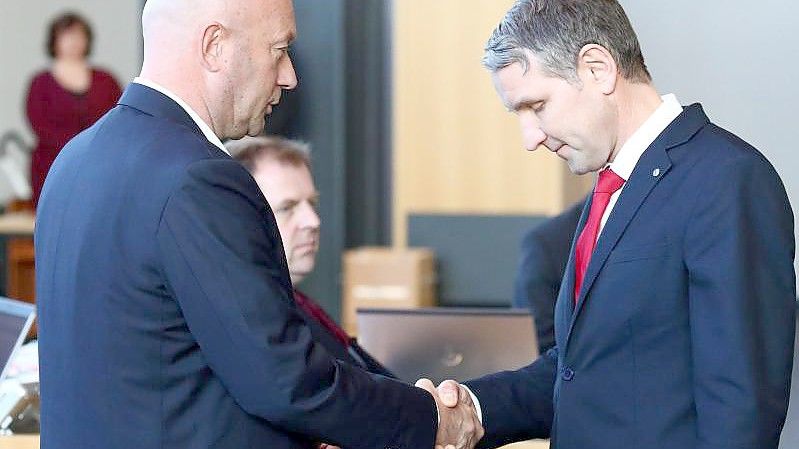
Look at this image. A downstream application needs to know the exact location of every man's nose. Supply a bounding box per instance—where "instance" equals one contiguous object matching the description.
[520,116,547,152]
[279,55,298,91]
[298,201,320,229]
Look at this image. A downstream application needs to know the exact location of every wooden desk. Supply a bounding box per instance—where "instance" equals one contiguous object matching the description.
[0,213,35,236]
[0,212,35,299]
[0,435,38,449]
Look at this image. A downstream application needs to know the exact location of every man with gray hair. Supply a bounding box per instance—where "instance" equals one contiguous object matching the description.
[34,0,482,448]
[436,1,796,448]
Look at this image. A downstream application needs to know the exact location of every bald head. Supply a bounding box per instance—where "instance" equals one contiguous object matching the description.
[140,0,297,140]
[141,0,212,79]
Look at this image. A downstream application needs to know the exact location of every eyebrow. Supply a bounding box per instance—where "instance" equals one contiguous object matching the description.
[279,30,297,45]
[508,97,542,113]
[275,199,298,209]
[276,193,320,209]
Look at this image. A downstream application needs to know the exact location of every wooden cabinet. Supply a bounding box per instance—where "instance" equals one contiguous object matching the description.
[3,201,36,304]
[0,209,36,336]
[6,237,35,303]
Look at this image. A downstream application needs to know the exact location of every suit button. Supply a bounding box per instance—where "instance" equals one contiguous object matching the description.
[562,367,575,381]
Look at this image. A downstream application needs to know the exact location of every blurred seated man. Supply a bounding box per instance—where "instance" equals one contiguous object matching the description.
[513,198,584,353]
[229,136,392,377]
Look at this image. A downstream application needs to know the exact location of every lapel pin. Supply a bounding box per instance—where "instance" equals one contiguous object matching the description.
[652,168,661,177]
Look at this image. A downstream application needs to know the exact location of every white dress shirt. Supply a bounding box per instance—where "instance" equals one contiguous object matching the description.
[466,94,684,424]
[132,77,229,155]
[597,94,683,236]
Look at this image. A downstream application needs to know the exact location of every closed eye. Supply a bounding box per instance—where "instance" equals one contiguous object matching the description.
[275,200,298,214]
[510,100,545,114]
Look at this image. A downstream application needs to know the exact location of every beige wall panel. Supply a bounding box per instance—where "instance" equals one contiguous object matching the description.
[392,0,591,246]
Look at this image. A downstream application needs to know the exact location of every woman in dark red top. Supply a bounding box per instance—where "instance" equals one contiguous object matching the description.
[26,12,121,208]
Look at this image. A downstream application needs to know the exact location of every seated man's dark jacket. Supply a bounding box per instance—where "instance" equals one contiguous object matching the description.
[294,289,394,378]
[513,199,583,353]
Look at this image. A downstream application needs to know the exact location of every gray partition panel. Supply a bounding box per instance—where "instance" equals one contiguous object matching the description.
[408,214,546,307]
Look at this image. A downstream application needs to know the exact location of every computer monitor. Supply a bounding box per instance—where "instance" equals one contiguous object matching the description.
[356,307,538,384]
[0,297,36,382]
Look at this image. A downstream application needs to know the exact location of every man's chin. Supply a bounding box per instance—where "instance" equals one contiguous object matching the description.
[290,266,315,283]
[566,159,593,176]
[246,118,266,137]
[291,254,317,272]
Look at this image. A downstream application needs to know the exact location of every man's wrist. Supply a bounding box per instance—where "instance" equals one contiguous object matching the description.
[461,384,483,424]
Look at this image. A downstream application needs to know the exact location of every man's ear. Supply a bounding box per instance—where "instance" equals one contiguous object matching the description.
[200,22,225,72]
[576,44,618,95]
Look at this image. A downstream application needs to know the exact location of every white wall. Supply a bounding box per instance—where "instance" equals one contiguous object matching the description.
[619,0,799,288]
[0,0,141,165]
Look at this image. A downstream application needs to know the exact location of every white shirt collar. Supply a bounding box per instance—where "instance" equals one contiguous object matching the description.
[132,77,229,155]
[609,94,683,180]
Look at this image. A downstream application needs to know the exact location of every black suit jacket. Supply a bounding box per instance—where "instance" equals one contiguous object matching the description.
[513,200,584,353]
[467,104,796,449]
[35,83,437,449]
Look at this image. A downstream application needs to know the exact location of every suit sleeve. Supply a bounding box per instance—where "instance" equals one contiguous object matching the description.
[464,347,557,448]
[156,158,437,449]
[684,153,796,449]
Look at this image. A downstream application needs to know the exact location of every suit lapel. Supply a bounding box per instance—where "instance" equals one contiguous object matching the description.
[572,148,672,312]
[553,198,586,351]
[561,104,710,351]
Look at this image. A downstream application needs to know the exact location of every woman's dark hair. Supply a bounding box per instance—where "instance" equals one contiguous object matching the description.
[47,12,93,59]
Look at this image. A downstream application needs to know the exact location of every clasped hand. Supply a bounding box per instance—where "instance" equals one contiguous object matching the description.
[416,378,484,449]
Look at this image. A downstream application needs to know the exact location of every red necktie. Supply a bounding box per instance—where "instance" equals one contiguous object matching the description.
[573,168,626,304]
[294,289,352,347]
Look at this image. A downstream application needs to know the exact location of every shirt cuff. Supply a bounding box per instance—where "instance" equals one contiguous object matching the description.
[419,384,481,425]
[461,384,483,424]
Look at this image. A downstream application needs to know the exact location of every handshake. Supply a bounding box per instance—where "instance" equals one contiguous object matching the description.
[318,378,484,449]
[416,378,484,449]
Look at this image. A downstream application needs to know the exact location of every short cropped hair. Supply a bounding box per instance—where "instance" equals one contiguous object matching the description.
[228,135,312,174]
[483,0,650,84]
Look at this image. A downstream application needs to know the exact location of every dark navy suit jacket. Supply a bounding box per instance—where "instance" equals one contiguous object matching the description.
[35,83,437,449]
[467,104,796,449]
[513,200,584,353]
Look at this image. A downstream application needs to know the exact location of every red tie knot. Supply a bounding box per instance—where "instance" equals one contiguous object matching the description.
[595,168,625,194]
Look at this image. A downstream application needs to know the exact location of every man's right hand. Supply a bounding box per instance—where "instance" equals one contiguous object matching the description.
[416,378,484,449]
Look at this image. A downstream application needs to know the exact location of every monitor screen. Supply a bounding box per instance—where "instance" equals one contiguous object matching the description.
[0,297,35,381]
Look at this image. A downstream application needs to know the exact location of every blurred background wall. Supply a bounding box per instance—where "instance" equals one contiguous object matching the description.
[391,0,593,248]
[0,0,141,148]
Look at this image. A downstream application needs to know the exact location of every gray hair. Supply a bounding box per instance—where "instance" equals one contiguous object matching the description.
[227,135,312,173]
[483,0,651,84]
